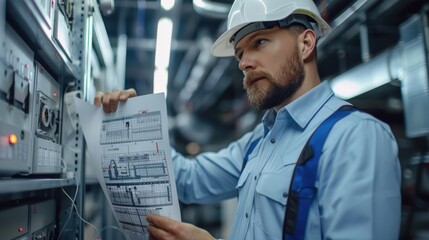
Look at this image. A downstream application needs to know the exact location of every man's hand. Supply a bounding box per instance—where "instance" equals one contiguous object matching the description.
[94,89,137,113]
[146,214,216,240]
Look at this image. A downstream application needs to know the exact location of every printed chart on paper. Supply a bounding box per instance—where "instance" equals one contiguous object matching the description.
[74,93,181,240]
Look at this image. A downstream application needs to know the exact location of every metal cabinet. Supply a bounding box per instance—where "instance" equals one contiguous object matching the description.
[0,0,115,239]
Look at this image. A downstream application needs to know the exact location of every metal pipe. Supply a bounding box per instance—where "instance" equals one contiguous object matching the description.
[359,13,371,62]
[192,0,230,19]
[329,45,402,99]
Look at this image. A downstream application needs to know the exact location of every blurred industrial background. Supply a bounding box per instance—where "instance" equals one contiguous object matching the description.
[1,0,429,239]
[101,0,420,154]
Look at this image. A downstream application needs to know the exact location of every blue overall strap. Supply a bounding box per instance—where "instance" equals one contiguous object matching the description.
[242,136,262,172]
[283,106,356,240]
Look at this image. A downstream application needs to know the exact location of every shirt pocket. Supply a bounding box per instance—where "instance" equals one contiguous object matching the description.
[254,165,295,238]
[235,170,251,217]
[236,170,250,191]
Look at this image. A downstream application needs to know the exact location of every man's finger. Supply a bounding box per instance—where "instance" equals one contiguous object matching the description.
[147,224,170,240]
[109,90,122,112]
[94,91,104,106]
[102,92,111,113]
[119,88,137,101]
[147,214,165,227]
[148,214,182,235]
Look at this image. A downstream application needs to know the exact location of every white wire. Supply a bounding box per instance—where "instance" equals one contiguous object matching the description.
[64,82,76,94]
[57,176,126,240]
[59,176,100,238]
[60,159,67,173]
[69,194,100,236]
[57,177,79,240]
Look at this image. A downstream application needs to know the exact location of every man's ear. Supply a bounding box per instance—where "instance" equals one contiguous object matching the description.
[300,29,317,62]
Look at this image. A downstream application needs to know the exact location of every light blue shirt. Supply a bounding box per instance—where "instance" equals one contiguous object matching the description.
[172,81,401,240]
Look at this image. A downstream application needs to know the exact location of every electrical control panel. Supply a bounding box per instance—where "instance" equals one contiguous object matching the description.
[31,62,63,174]
[0,204,29,240]
[0,24,35,176]
[53,0,74,59]
[0,25,63,175]
[1,0,112,239]
[0,199,56,240]
[32,0,56,29]
[30,199,56,240]
[1,0,102,179]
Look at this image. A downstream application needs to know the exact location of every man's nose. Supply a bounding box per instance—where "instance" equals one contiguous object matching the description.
[238,52,256,72]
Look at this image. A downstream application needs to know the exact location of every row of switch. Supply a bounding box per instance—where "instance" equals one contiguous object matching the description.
[5,49,34,80]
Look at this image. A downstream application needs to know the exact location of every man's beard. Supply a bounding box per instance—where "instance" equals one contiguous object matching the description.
[243,48,305,110]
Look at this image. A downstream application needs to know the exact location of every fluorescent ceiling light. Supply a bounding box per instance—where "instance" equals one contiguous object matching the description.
[161,0,175,11]
[153,68,169,94]
[155,17,173,69]
[154,17,173,95]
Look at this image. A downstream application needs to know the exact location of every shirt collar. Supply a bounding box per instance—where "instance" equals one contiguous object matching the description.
[262,81,334,132]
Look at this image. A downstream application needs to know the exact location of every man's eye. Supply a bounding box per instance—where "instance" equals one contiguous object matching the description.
[255,39,267,46]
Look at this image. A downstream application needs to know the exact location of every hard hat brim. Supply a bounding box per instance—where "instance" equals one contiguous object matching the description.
[211,23,248,57]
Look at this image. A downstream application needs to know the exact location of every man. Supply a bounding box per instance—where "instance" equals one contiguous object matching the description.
[95,0,401,239]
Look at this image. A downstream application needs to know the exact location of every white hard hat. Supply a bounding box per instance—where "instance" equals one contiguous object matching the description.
[211,0,331,57]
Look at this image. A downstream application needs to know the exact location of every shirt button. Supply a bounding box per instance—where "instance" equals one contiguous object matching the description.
[245,213,249,218]
[283,192,288,198]
[270,138,276,143]
[254,176,257,180]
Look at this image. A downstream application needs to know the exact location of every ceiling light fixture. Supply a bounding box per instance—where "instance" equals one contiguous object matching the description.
[161,0,175,11]
[154,17,173,94]
[154,68,169,94]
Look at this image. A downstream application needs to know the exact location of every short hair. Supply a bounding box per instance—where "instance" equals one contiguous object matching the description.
[288,24,318,58]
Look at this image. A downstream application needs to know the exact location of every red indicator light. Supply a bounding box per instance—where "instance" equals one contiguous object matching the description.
[8,134,18,144]
[18,227,23,232]
[53,92,58,97]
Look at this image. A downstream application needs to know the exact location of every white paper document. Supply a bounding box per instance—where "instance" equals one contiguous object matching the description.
[74,93,181,240]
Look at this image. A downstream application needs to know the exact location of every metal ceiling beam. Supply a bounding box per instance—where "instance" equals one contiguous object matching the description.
[114,0,195,12]
[109,37,195,51]
[318,0,380,59]
[115,0,161,10]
